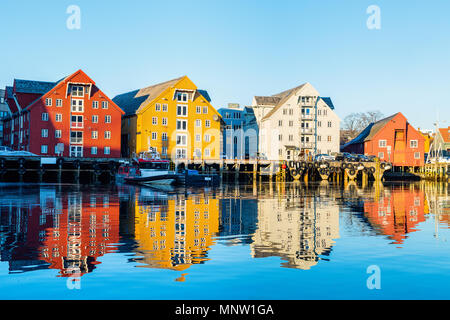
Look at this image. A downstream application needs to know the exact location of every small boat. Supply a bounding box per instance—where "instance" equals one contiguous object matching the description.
[177,169,220,186]
[117,149,177,186]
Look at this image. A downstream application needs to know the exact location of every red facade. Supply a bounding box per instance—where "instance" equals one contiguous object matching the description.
[343,113,425,167]
[2,70,124,158]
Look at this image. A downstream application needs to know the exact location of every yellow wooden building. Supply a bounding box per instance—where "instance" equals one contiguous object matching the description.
[113,76,223,159]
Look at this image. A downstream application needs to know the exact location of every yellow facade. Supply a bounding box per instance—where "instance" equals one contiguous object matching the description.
[133,194,219,271]
[125,76,223,160]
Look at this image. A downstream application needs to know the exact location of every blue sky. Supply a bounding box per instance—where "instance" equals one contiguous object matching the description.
[1,0,449,129]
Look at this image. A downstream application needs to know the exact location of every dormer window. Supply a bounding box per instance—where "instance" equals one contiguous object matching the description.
[176,92,188,102]
[71,85,84,97]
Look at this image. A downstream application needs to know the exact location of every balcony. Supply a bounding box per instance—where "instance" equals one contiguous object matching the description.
[301,142,315,149]
[301,114,314,120]
[301,128,315,135]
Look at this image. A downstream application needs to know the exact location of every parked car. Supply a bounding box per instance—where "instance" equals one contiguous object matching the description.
[9,151,38,157]
[427,157,450,164]
[0,146,13,152]
[314,154,335,161]
[356,154,372,162]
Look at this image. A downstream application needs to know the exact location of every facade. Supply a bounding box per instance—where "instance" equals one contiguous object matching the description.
[2,69,124,158]
[343,112,425,167]
[251,82,340,161]
[217,103,258,159]
[437,127,450,155]
[0,89,11,145]
[113,76,223,160]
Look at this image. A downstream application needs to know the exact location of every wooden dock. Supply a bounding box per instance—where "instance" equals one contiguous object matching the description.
[0,154,447,184]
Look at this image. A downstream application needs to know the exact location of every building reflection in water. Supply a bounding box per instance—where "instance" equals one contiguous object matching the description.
[363,185,427,245]
[127,187,219,271]
[0,186,120,277]
[248,183,340,270]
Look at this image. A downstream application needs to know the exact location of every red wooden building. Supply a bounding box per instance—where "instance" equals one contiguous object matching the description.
[343,112,425,167]
[2,69,124,158]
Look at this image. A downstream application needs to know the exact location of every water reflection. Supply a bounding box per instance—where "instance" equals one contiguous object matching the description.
[0,181,448,280]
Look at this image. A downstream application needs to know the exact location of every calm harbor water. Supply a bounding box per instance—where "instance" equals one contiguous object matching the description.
[0,181,449,300]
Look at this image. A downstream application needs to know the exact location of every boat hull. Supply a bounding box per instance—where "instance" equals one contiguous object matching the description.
[124,174,178,186]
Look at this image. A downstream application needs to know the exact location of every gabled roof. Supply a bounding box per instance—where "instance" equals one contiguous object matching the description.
[261,83,308,120]
[197,89,211,102]
[254,96,281,106]
[14,79,56,94]
[113,76,184,116]
[439,127,450,143]
[344,113,399,147]
[5,86,13,99]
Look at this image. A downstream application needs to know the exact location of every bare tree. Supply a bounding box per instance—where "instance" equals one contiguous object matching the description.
[341,110,384,143]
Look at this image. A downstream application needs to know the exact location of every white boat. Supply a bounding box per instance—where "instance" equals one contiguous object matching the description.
[116,148,177,186]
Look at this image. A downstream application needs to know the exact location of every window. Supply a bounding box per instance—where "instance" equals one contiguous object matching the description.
[204,148,210,157]
[204,134,211,142]
[327,121,332,128]
[162,147,167,155]
[102,101,108,109]
[104,147,110,155]
[177,120,187,131]
[71,86,84,97]
[378,152,384,159]
[278,120,283,127]
[196,106,201,114]
[56,99,62,107]
[279,134,282,141]
[317,135,322,142]
[104,131,111,139]
[71,99,84,112]
[318,110,322,116]
[195,134,201,142]
[92,115,98,123]
[205,120,211,128]
[55,130,62,138]
[195,119,201,127]
[55,114,62,122]
[177,105,188,117]
[318,121,322,127]
[92,131,98,139]
[410,140,418,148]
[203,106,208,114]
[155,104,161,111]
[42,113,49,121]
[92,101,99,109]
[289,135,293,141]
[152,132,157,140]
[41,129,48,138]
[70,131,83,144]
[327,136,332,142]
[176,148,187,159]
[152,117,158,125]
[91,147,97,155]
[105,115,111,124]
[283,109,287,115]
[379,140,387,148]
[414,152,421,159]
[71,115,83,128]
[176,134,187,146]
[289,121,294,127]
[162,117,168,126]
[162,132,168,141]
[279,149,283,156]
[41,145,48,154]
[70,146,83,157]
[176,92,188,102]
[162,104,168,112]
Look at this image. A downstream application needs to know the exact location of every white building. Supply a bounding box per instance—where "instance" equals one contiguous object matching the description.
[251,82,340,161]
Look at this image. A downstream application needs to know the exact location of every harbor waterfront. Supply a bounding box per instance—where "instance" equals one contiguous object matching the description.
[0,181,449,300]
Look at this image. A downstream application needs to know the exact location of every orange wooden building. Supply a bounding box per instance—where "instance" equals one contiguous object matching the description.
[343,112,425,167]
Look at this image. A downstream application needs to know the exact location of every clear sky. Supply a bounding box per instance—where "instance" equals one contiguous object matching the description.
[1,0,449,130]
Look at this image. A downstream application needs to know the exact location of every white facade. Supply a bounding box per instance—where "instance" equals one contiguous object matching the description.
[251,83,340,161]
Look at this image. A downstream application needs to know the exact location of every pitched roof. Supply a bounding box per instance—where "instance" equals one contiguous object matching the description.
[261,83,308,120]
[112,76,184,116]
[197,89,211,102]
[14,79,56,94]
[5,86,13,99]
[439,127,450,143]
[254,96,281,106]
[344,113,399,147]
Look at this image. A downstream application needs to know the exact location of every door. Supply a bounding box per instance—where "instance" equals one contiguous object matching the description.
[393,129,406,164]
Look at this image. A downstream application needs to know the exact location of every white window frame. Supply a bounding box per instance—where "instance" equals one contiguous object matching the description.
[195,119,201,127]
[203,106,208,114]
[56,114,62,122]
[71,85,84,97]
[41,145,48,154]
[102,101,109,109]
[204,134,211,142]
[152,132,157,140]
[205,120,211,128]
[42,113,49,121]
[92,131,98,139]
[162,104,168,112]
[55,130,62,138]
[410,140,418,148]
[104,147,110,155]
[71,99,84,113]
[176,134,188,146]
[155,104,161,111]
[92,101,99,109]
[414,152,421,159]
[104,131,111,140]
[91,146,98,155]
[105,115,111,124]
[177,105,188,117]
[41,129,48,138]
[45,98,52,106]
[56,99,62,107]
[176,119,187,131]
[92,115,98,123]
[162,117,168,126]
[379,140,387,148]
[152,117,158,125]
